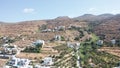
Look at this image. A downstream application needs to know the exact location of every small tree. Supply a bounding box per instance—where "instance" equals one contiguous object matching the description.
[40,24,47,30]
[74,37,79,41]
[23,43,42,53]
[61,36,65,41]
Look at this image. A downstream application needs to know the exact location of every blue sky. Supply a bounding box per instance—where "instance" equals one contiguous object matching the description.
[0,0,120,22]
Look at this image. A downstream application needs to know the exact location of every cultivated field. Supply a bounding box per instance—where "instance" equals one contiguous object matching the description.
[98,47,120,58]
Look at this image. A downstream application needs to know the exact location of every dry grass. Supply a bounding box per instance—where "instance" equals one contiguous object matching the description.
[98,47,120,57]
[0,20,46,37]
[16,42,60,60]
[0,59,8,68]
[16,52,58,60]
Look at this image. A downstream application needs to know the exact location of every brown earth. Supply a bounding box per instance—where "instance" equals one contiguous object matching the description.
[0,59,8,68]
[98,47,120,58]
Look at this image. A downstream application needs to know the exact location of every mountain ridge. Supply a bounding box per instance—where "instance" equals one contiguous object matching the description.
[0,13,115,24]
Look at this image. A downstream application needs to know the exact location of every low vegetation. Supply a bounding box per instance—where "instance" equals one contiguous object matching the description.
[22,44,42,53]
[53,44,76,67]
[79,34,120,68]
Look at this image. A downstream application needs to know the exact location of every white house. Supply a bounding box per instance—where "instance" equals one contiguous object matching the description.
[4,56,33,68]
[42,29,52,32]
[0,44,18,55]
[2,44,10,47]
[58,26,65,30]
[67,42,80,49]
[54,35,61,41]
[97,40,103,45]
[111,39,116,45]
[54,26,65,31]
[42,57,53,66]
[33,40,45,47]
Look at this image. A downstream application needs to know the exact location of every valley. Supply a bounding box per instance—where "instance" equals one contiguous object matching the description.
[0,14,120,68]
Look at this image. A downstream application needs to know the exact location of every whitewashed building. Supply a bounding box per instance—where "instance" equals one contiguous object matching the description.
[42,29,52,32]
[33,40,45,47]
[97,40,103,45]
[54,35,61,41]
[0,44,18,55]
[42,57,53,66]
[4,56,33,68]
[111,39,116,45]
[67,42,80,49]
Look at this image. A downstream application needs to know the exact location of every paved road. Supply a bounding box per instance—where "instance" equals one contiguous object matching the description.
[76,50,82,68]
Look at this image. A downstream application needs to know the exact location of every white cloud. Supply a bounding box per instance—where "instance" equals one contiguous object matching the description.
[86,8,100,14]
[88,8,96,11]
[111,10,120,14]
[23,8,35,13]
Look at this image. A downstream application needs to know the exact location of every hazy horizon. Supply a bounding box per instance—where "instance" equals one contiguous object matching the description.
[0,0,120,22]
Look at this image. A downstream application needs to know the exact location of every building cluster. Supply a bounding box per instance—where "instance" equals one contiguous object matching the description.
[4,56,54,68]
[4,56,32,68]
[97,39,116,46]
[41,26,66,32]
[0,44,19,56]
[1,39,55,68]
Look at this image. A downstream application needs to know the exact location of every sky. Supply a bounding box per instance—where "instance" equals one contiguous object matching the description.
[0,0,120,22]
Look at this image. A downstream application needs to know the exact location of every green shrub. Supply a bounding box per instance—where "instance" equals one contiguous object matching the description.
[22,44,42,53]
[61,36,65,41]
[74,37,79,41]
